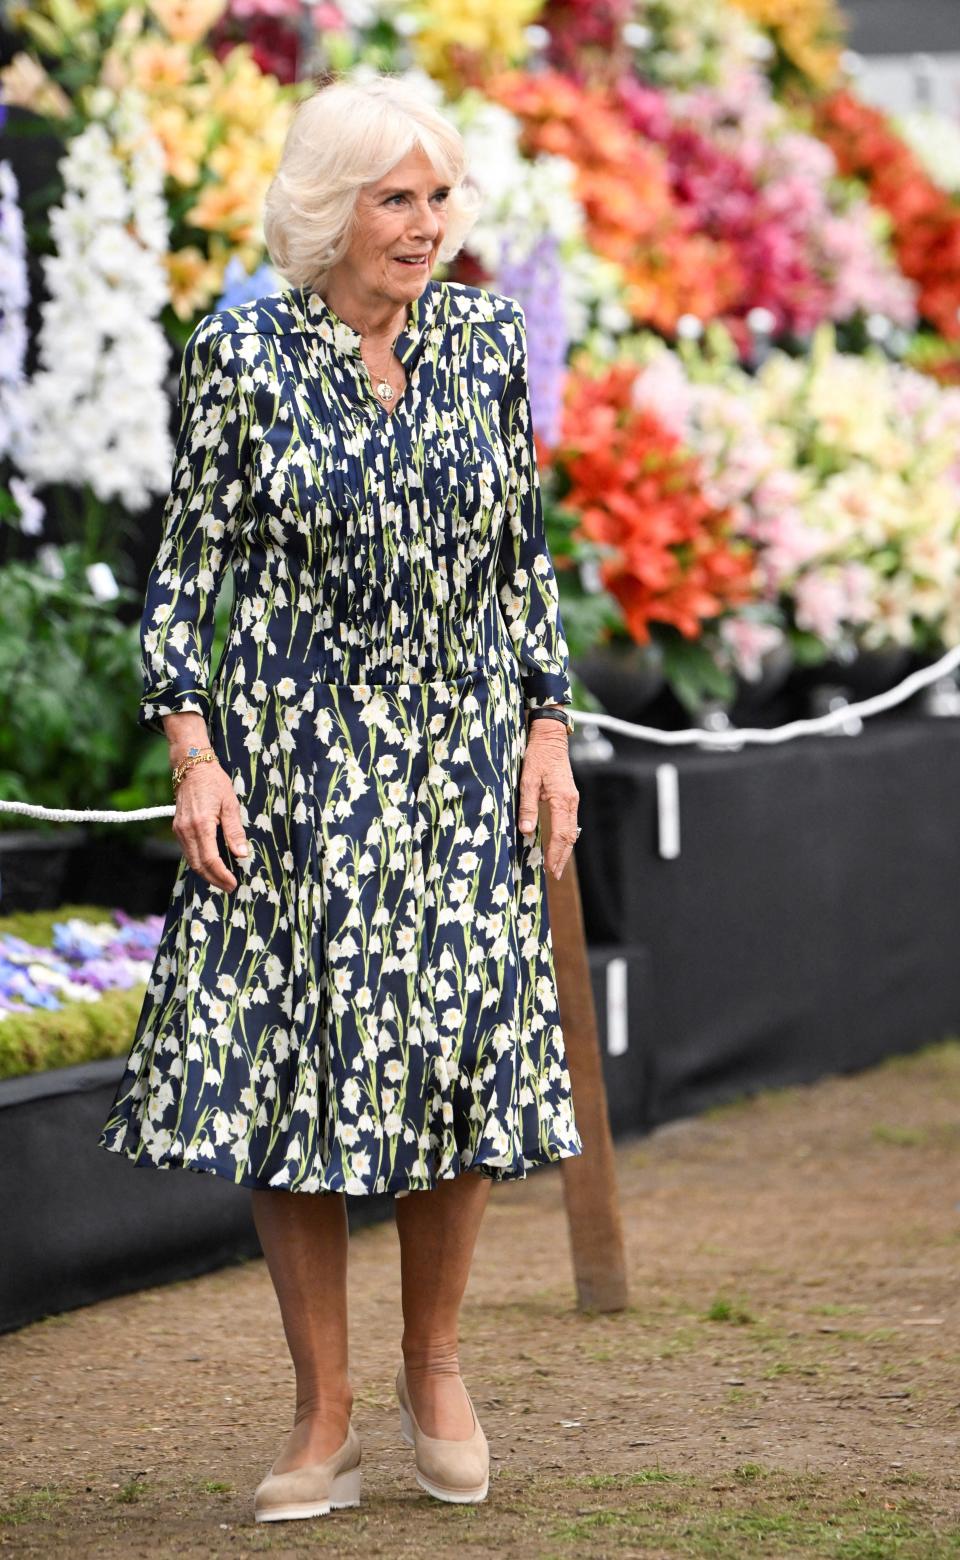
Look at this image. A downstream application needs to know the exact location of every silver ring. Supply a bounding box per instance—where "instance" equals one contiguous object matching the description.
[575,825,582,838]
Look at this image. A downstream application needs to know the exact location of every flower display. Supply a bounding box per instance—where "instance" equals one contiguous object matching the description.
[2,3,295,319]
[497,232,571,449]
[488,68,744,334]
[619,73,915,343]
[391,0,544,91]
[539,0,633,82]
[0,155,43,543]
[814,89,960,343]
[555,361,757,644]
[628,0,773,93]
[209,0,309,83]
[0,912,163,1017]
[895,109,960,198]
[631,327,960,656]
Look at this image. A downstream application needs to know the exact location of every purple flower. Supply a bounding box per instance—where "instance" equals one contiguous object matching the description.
[497,231,570,449]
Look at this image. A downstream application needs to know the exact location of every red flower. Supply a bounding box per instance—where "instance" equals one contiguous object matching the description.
[556,365,757,642]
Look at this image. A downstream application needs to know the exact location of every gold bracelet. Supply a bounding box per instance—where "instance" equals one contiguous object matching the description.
[171,745,217,795]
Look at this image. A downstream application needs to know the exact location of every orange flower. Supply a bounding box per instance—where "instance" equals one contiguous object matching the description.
[556,365,757,642]
[487,68,742,333]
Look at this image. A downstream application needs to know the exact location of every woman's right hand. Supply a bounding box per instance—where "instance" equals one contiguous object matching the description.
[173,759,250,893]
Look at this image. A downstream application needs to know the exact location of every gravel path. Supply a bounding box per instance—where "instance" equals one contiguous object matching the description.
[2,1041,959,1557]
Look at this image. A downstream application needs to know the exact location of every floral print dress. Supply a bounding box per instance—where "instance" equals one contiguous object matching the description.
[98,277,584,1195]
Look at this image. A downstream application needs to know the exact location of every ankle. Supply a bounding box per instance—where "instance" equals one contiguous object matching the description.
[401,1338,461,1379]
[294,1387,354,1426]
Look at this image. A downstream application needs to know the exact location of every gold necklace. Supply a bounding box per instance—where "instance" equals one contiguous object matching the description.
[361,329,403,403]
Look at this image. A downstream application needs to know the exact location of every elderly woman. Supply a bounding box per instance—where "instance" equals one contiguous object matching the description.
[98,70,583,1520]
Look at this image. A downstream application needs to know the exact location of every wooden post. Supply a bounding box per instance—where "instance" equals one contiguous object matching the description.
[542,802,629,1313]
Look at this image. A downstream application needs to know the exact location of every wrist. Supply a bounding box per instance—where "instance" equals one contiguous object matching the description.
[527,704,574,737]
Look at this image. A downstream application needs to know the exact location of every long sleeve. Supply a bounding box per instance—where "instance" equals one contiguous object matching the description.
[496,300,573,711]
[139,316,249,735]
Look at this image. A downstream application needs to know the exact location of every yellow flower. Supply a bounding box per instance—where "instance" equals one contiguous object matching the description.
[404,0,543,89]
[726,0,844,87]
[165,245,222,319]
[201,43,286,133]
[146,0,229,46]
[0,50,72,117]
[127,36,195,97]
[146,99,210,186]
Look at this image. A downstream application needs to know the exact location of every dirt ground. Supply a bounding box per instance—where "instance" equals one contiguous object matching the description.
[2,1041,959,1559]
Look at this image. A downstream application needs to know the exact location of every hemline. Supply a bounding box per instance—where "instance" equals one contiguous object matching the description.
[96,1134,585,1196]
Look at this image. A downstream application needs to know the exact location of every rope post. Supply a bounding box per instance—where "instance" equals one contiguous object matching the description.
[541,796,629,1314]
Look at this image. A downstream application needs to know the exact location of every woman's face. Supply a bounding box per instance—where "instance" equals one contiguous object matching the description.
[343,146,450,311]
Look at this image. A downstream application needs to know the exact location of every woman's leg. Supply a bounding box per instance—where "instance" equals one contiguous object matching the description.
[250,1188,353,1472]
[394,1170,493,1439]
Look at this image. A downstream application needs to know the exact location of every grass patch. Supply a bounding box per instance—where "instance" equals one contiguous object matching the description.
[114,1478,148,1504]
[0,1486,67,1526]
[577,1470,688,1489]
[543,1474,959,1558]
[872,1124,929,1147]
[877,1038,960,1073]
[705,1295,756,1326]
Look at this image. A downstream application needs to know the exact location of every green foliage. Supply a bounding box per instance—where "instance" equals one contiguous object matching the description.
[657,626,736,713]
[0,546,143,832]
[788,626,832,667]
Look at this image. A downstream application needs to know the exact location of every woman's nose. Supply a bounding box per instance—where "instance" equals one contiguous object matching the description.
[410,204,441,239]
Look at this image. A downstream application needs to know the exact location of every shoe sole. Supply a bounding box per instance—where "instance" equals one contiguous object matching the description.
[254,1464,362,1522]
[398,1402,489,1503]
[415,1469,489,1503]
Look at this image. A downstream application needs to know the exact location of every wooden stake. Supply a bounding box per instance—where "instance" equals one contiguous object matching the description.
[542,802,629,1313]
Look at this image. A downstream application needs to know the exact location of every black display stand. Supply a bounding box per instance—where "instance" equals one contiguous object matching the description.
[573,715,960,1126]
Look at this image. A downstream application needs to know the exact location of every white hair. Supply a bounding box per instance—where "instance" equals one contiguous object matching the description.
[263,70,484,290]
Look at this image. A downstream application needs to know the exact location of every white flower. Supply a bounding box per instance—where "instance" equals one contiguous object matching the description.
[17,104,173,508]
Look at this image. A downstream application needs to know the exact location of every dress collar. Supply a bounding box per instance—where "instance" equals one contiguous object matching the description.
[290,277,442,368]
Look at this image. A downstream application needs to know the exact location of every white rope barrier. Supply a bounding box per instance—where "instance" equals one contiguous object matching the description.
[0,643,957,825]
[577,641,960,749]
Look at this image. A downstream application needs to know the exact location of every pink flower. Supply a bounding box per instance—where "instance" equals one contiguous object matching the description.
[630,353,692,437]
[719,617,785,680]
[793,572,850,642]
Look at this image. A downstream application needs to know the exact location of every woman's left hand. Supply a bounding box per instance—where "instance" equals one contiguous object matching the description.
[518,722,580,880]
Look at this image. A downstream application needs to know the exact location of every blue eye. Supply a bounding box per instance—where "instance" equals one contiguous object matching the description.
[386,191,450,205]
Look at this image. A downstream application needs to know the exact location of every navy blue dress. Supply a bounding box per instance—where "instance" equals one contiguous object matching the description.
[98,277,584,1194]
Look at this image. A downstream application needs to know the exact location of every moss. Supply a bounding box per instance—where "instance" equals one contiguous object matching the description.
[0,987,145,1080]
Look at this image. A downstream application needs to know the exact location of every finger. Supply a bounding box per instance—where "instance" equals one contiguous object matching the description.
[191,819,237,892]
[549,844,575,880]
[518,774,541,836]
[546,796,579,875]
[220,792,250,859]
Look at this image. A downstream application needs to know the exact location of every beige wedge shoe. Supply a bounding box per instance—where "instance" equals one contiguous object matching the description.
[253,1421,362,1523]
[396,1363,490,1503]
